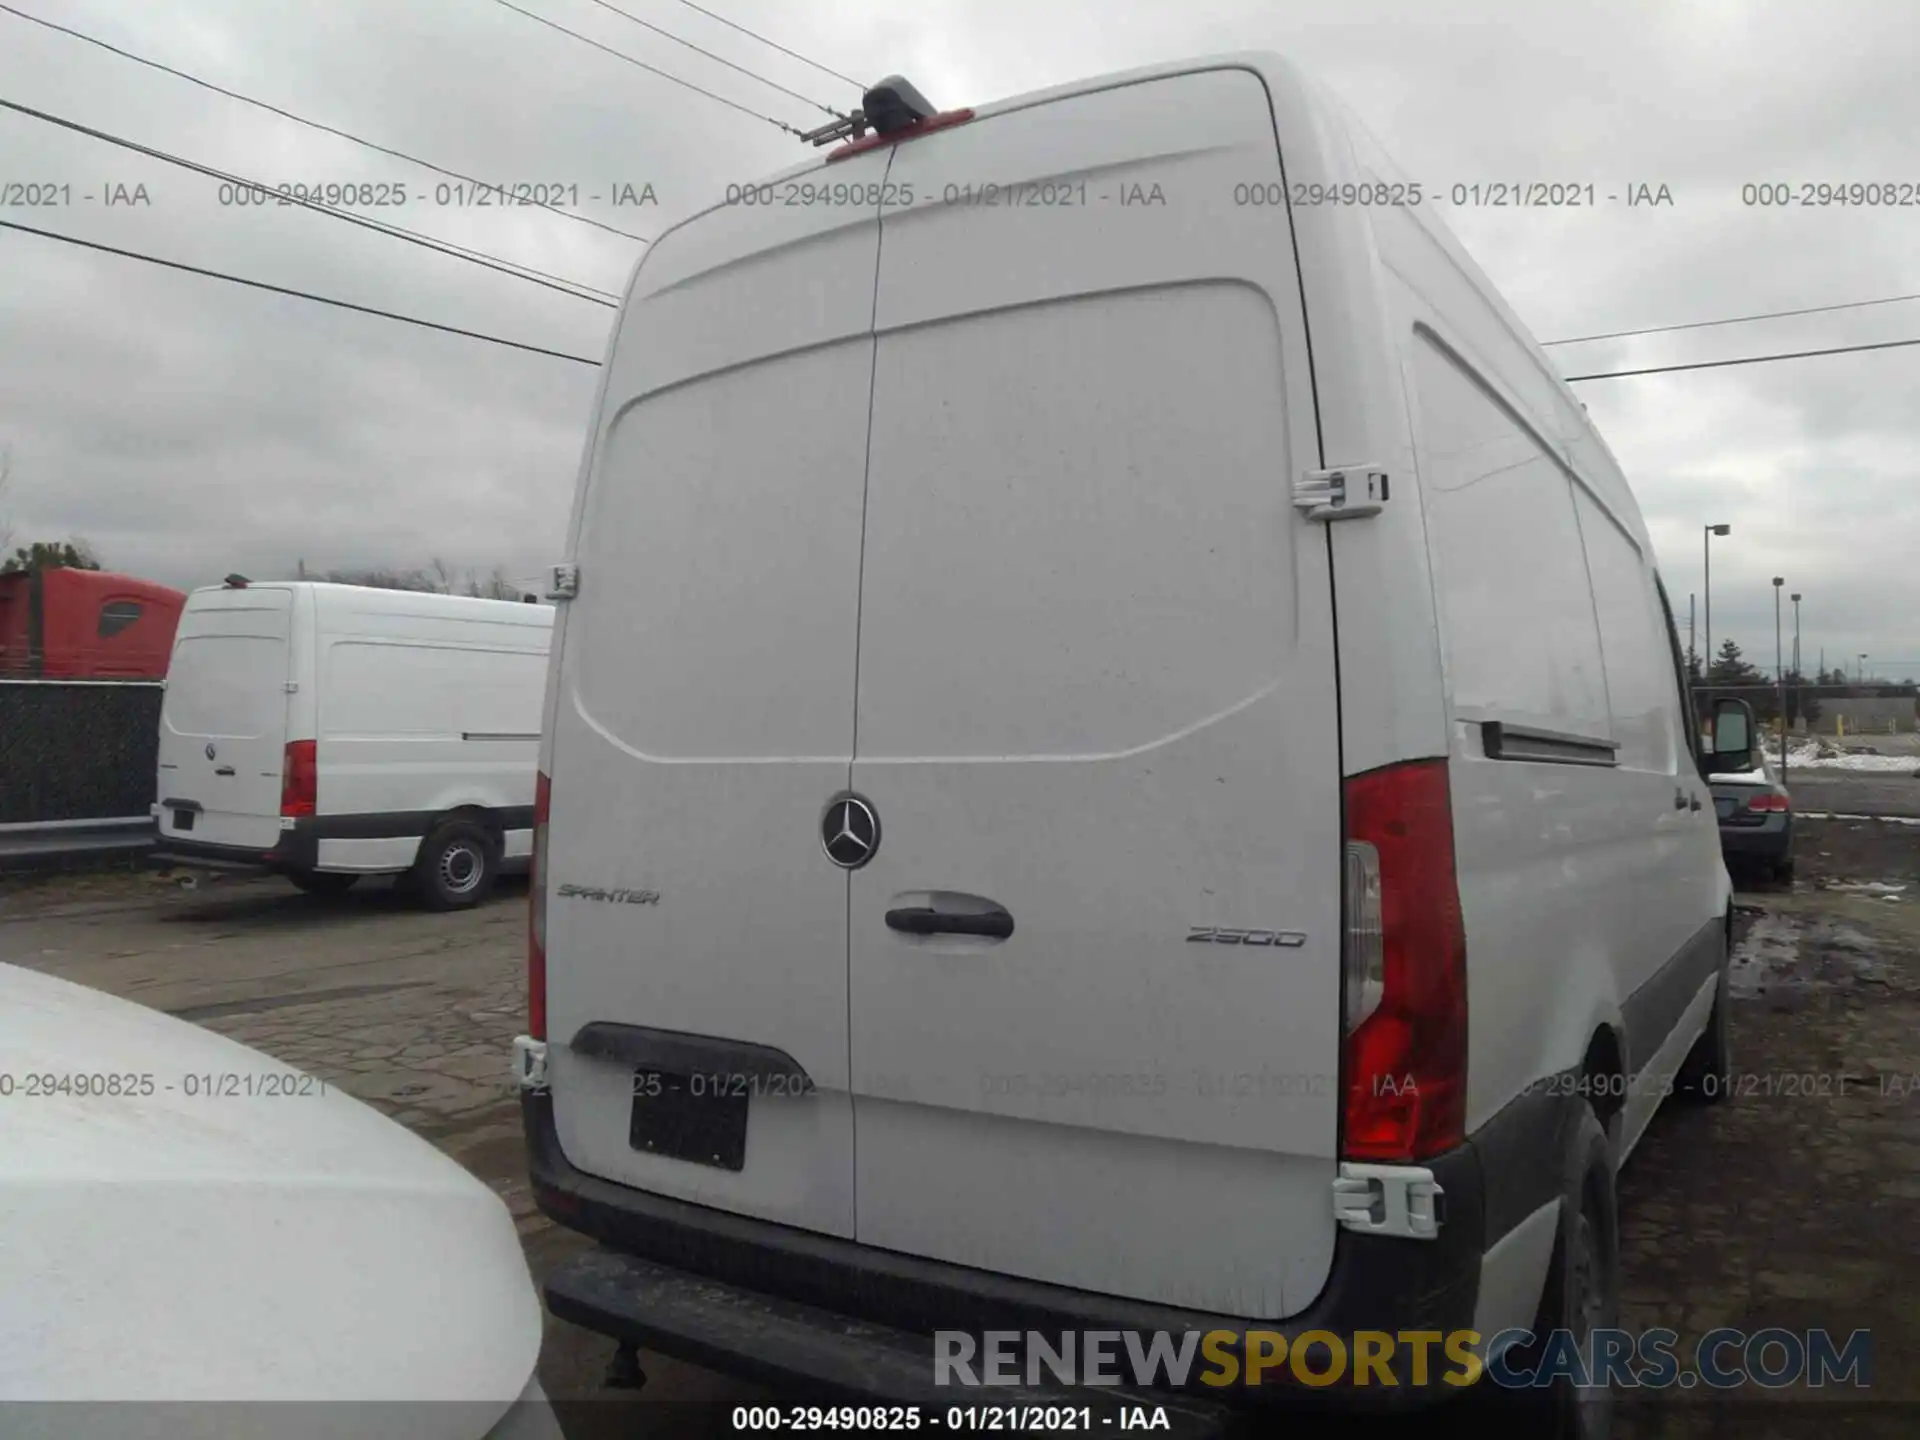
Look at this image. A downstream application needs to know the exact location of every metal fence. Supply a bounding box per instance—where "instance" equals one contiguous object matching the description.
[0,679,163,826]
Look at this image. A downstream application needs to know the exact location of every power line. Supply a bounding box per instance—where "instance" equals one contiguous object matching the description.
[0,3,651,246]
[670,0,864,90]
[0,96,621,306]
[2,218,603,366]
[491,0,808,136]
[1563,333,1920,383]
[1544,290,1920,347]
[579,0,841,116]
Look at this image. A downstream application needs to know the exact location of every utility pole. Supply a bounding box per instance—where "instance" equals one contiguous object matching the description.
[1703,523,1730,688]
[1688,593,1696,677]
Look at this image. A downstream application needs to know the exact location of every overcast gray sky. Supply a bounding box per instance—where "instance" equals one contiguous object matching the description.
[3,0,1916,678]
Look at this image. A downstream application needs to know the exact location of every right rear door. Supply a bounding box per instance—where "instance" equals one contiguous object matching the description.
[846,68,1345,1317]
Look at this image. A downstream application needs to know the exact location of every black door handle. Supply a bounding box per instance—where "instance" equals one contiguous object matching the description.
[214,765,236,776]
[1690,794,1702,812]
[1673,789,1688,810]
[885,906,1014,939]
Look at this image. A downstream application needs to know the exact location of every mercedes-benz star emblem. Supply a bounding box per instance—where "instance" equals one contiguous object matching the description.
[204,742,217,761]
[821,793,880,870]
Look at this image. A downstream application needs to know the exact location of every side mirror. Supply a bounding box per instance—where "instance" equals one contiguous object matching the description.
[1709,697,1756,773]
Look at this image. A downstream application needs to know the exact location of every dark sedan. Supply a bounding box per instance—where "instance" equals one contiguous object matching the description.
[1709,750,1795,881]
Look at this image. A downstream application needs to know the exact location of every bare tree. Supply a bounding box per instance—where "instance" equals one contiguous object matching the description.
[462,565,524,600]
[321,565,437,592]
[315,559,524,596]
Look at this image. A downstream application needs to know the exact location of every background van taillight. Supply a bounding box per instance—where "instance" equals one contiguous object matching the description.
[528,770,549,1041]
[1747,793,1789,812]
[1340,759,1467,1163]
[279,739,316,817]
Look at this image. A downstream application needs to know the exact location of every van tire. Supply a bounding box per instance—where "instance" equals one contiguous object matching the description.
[413,818,498,911]
[1675,930,1731,1104]
[286,869,359,897]
[1493,1104,1619,1439]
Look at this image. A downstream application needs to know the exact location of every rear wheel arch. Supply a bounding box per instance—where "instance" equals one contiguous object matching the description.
[1581,1023,1627,1147]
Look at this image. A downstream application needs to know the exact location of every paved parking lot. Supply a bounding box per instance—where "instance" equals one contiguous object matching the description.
[4,777,1918,1437]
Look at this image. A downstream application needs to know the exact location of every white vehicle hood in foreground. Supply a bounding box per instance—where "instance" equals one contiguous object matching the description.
[0,963,548,1436]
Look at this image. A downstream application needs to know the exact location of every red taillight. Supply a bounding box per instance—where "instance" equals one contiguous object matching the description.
[1340,759,1468,1163]
[825,107,977,162]
[1747,793,1789,813]
[528,769,550,1041]
[279,739,316,817]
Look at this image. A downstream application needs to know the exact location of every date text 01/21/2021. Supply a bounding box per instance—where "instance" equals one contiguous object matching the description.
[1233,182,1675,208]
[729,1406,1172,1432]
[0,1071,330,1099]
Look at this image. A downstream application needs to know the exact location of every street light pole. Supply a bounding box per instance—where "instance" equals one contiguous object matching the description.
[1789,592,1802,755]
[1704,523,1730,687]
[1791,593,1801,678]
[1774,578,1786,777]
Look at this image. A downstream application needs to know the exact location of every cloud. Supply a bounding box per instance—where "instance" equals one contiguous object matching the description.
[3,0,1916,675]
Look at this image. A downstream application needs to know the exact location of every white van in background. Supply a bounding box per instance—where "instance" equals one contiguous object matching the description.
[153,580,552,909]
[519,58,1748,1434]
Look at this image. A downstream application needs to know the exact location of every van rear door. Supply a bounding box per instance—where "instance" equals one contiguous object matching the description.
[157,588,293,851]
[541,163,889,1238]
[845,68,1344,1316]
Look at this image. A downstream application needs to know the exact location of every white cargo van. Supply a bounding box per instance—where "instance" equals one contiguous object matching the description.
[154,580,552,909]
[517,58,1750,1433]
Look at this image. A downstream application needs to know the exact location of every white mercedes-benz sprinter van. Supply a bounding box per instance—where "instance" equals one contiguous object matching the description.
[154,580,552,908]
[518,56,1746,1435]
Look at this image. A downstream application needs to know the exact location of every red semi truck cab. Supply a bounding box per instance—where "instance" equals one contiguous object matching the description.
[0,568,187,680]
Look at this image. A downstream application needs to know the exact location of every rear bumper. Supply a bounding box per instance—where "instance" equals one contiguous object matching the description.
[149,829,314,873]
[151,806,535,875]
[1717,813,1793,862]
[523,1087,1543,1413]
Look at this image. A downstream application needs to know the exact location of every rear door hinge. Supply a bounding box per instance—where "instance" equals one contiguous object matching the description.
[1294,465,1389,521]
[1332,1161,1443,1240]
[546,563,580,601]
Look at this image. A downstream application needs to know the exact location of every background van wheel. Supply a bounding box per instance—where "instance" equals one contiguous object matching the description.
[286,869,359,897]
[1772,856,1796,884]
[413,818,497,911]
[1493,1104,1619,1439]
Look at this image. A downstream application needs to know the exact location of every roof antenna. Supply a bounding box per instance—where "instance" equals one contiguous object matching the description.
[797,75,936,147]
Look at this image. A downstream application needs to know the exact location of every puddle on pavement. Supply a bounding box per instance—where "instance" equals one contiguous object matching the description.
[1729,911,1895,998]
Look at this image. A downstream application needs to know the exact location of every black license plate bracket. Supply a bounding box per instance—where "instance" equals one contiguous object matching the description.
[173,808,195,831]
[628,1069,748,1172]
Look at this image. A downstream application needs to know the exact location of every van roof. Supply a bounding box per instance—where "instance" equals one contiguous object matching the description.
[185,581,553,624]
[627,51,1650,561]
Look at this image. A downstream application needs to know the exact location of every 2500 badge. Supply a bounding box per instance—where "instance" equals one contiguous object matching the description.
[1187,926,1307,947]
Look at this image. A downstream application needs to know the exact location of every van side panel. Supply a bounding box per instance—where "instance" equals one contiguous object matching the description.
[308,588,550,871]
[1355,149,1729,1134]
